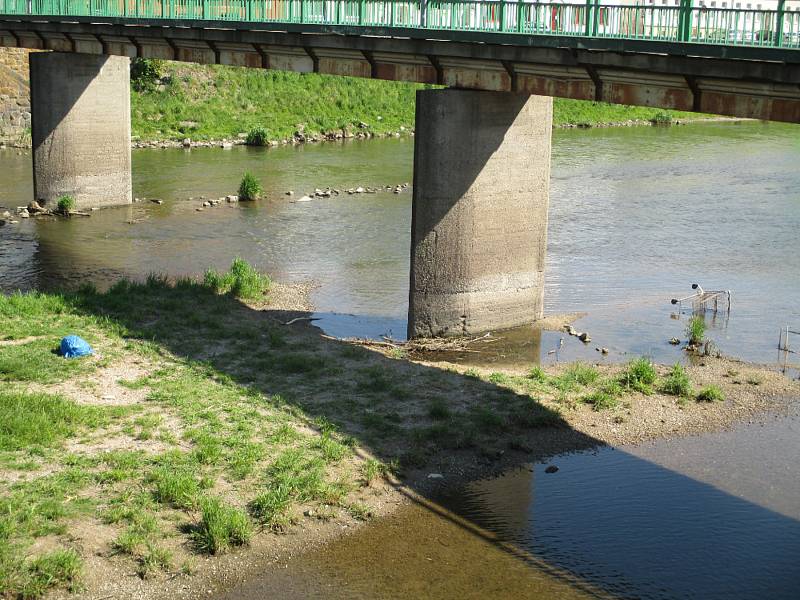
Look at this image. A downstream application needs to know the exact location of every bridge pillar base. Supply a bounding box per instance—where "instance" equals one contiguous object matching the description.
[408,89,552,338]
[30,52,131,210]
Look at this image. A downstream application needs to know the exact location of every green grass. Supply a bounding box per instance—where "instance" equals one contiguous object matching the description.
[245,126,269,146]
[619,357,658,394]
[551,363,599,392]
[0,390,107,450]
[551,98,701,127]
[696,385,725,403]
[527,366,548,383]
[238,172,263,201]
[129,62,708,143]
[194,497,252,554]
[427,397,451,420]
[56,195,76,214]
[686,316,706,345]
[150,467,202,510]
[203,257,271,300]
[581,390,620,411]
[660,363,693,398]
[1,548,83,598]
[0,338,95,383]
[131,65,425,142]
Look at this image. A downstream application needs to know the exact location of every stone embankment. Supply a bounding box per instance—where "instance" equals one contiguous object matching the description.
[0,47,36,145]
[132,127,412,150]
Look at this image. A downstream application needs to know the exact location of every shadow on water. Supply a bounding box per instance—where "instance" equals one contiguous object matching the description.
[62,279,800,600]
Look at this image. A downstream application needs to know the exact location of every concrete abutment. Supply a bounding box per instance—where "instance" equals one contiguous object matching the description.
[408,89,552,338]
[30,52,131,210]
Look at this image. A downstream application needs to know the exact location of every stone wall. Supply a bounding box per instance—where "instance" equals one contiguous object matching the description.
[0,47,34,145]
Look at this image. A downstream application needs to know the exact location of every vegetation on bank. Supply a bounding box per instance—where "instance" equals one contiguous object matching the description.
[129,59,705,143]
[476,356,721,414]
[1,260,777,598]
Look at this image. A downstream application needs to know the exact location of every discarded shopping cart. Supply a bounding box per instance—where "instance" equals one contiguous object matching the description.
[671,284,731,313]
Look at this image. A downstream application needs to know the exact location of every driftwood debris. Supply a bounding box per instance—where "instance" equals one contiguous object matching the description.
[323,332,498,354]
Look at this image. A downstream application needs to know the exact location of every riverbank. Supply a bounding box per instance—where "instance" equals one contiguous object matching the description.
[127,61,710,146]
[1,263,797,599]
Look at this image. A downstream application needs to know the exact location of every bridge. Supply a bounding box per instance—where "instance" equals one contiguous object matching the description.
[2,0,799,338]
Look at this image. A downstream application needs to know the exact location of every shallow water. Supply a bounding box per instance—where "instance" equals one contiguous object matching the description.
[222,408,800,600]
[2,122,798,368]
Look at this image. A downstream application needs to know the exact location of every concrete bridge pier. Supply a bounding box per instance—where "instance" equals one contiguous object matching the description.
[408,89,552,338]
[30,52,131,210]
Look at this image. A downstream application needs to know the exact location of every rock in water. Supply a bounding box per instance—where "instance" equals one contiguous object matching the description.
[27,201,45,214]
[544,465,559,474]
[578,332,591,343]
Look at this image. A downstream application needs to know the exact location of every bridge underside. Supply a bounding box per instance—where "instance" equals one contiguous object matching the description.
[1,18,800,122]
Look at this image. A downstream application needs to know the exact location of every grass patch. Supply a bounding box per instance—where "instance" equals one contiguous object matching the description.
[551,362,599,392]
[1,548,83,598]
[0,338,95,384]
[0,390,107,450]
[686,316,706,345]
[56,195,76,214]
[660,363,693,397]
[150,467,201,510]
[238,172,263,201]
[427,397,451,420]
[581,390,620,411]
[245,126,269,146]
[203,257,271,300]
[696,385,724,403]
[249,486,292,530]
[194,497,252,554]
[619,357,658,394]
[527,366,548,383]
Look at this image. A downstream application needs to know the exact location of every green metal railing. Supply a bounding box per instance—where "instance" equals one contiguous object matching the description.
[1,0,799,49]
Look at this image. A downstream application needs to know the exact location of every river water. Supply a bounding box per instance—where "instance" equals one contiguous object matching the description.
[2,121,799,598]
[2,121,799,369]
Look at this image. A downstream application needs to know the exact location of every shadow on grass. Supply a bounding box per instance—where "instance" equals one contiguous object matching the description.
[34,277,800,599]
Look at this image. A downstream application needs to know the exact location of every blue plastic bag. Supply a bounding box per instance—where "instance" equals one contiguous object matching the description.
[60,335,93,358]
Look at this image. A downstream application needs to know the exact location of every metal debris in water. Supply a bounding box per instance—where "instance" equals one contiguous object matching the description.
[778,326,799,353]
[671,283,732,313]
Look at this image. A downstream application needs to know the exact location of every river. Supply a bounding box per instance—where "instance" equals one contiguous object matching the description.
[2,120,799,598]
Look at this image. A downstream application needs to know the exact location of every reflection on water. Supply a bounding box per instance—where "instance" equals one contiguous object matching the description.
[222,410,800,600]
[2,122,800,368]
